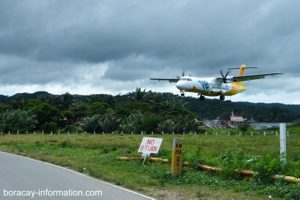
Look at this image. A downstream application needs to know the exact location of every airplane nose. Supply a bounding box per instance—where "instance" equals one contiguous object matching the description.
[176,81,185,90]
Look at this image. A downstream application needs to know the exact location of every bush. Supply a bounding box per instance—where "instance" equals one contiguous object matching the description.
[0,110,37,133]
[80,114,120,133]
[41,122,58,133]
[219,150,251,179]
[157,119,175,133]
[218,150,286,182]
[62,125,82,133]
[238,122,250,133]
[252,155,285,182]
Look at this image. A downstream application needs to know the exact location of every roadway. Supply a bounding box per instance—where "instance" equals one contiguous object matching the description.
[0,151,154,200]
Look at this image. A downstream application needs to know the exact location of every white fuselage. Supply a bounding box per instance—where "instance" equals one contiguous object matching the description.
[176,76,245,96]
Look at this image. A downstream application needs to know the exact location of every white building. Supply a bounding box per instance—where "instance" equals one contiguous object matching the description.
[230,112,244,123]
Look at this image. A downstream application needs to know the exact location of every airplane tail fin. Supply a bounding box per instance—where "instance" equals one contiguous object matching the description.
[226,65,259,94]
[228,64,257,91]
[228,64,258,76]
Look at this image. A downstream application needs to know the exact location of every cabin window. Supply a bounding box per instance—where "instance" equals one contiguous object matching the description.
[181,78,192,81]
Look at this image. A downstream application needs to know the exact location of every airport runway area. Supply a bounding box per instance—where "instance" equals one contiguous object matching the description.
[0,152,153,200]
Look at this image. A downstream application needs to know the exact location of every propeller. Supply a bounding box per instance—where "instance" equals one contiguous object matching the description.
[177,71,186,79]
[220,70,230,83]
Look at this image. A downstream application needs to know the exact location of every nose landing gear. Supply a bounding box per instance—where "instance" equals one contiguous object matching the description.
[220,95,225,101]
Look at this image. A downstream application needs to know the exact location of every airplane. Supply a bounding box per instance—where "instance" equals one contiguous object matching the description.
[150,64,283,101]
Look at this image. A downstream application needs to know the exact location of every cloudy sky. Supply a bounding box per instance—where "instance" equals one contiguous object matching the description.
[0,0,299,104]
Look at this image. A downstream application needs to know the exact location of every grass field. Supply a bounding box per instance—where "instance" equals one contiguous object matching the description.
[0,134,300,199]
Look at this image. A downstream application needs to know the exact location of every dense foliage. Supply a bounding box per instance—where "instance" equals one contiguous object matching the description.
[0,89,299,133]
[184,97,300,122]
[0,89,199,133]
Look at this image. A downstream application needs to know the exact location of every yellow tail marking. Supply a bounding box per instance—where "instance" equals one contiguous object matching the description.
[238,64,247,76]
[226,64,247,95]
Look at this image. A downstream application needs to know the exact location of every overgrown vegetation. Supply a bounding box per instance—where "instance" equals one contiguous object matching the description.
[0,134,300,199]
[185,98,300,122]
[0,89,299,135]
[1,89,299,198]
[0,89,200,134]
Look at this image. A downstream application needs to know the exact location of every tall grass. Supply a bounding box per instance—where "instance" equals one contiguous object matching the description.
[1,134,300,199]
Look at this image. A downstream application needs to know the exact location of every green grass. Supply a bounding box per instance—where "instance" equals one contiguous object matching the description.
[0,134,299,199]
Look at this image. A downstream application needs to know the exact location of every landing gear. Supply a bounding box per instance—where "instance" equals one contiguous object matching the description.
[220,95,225,101]
[200,95,205,101]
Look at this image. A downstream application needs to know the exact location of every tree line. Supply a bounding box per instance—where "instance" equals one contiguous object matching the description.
[0,89,299,134]
[0,89,199,134]
[184,97,300,122]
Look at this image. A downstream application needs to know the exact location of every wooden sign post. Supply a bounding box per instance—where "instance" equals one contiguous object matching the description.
[171,139,183,176]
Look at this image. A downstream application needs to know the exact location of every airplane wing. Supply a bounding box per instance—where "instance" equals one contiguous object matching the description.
[150,78,179,83]
[230,72,283,82]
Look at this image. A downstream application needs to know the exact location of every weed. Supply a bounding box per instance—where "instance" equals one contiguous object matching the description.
[252,155,285,182]
[0,134,300,199]
[57,140,73,148]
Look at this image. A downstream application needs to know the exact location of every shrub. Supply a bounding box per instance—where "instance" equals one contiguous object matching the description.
[252,155,285,182]
[41,122,58,133]
[62,125,82,133]
[219,150,251,179]
[0,110,37,133]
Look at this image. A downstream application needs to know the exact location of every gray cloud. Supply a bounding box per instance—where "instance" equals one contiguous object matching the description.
[0,0,299,103]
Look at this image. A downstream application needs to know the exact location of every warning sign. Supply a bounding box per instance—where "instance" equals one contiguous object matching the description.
[138,137,163,156]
